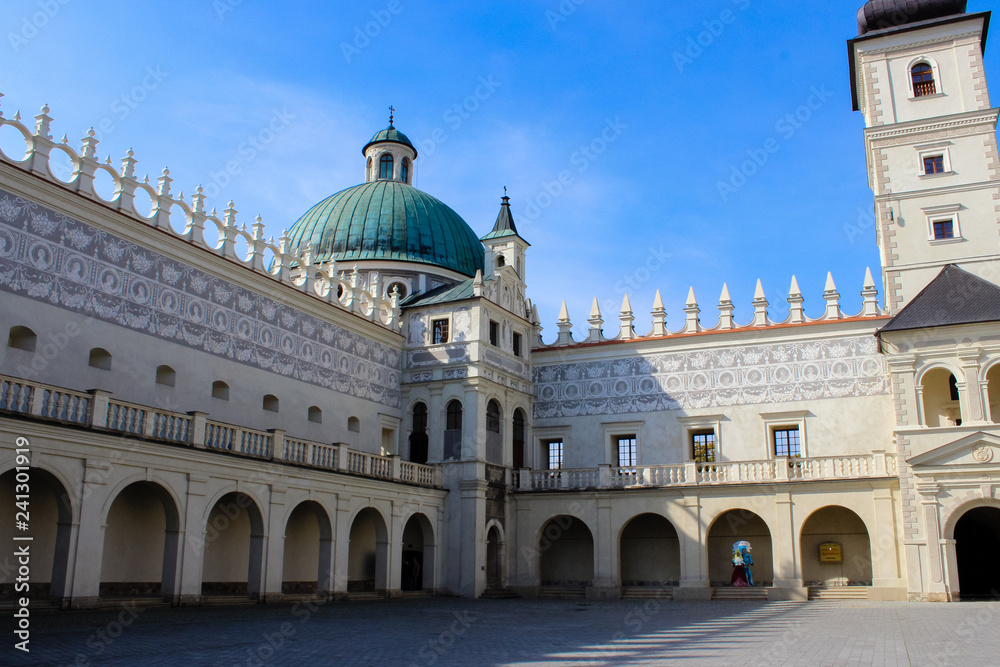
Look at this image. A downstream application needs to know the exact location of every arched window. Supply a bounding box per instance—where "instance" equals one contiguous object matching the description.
[156,365,176,387]
[379,154,394,180]
[487,400,501,433]
[366,157,373,181]
[486,400,502,464]
[88,348,112,371]
[988,365,1000,424]
[7,326,36,352]
[212,381,230,401]
[410,402,429,464]
[263,394,280,413]
[912,63,936,97]
[921,368,962,427]
[348,416,361,433]
[308,406,323,423]
[445,400,463,461]
[401,158,410,184]
[513,409,526,470]
[496,255,506,269]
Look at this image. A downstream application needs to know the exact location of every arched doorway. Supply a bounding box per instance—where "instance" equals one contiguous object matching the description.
[486,525,504,590]
[201,492,265,599]
[100,482,180,599]
[348,508,388,594]
[401,514,435,592]
[987,365,999,423]
[922,368,963,427]
[409,403,429,464]
[539,516,594,593]
[619,514,680,589]
[486,399,502,464]
[444,400,463,461]
[0,468,73,603]
[707,510,773,587]
[282,501,333,595]
[955,507,1000,600]
[799,506,872,587]
[512,409,526,470]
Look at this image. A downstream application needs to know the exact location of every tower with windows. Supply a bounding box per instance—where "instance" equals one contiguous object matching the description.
[849,0,999,314]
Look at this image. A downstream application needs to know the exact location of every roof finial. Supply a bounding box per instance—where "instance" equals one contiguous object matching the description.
[388,105,395,127]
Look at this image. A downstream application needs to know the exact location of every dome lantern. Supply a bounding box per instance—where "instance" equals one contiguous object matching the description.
[362,107,417,185]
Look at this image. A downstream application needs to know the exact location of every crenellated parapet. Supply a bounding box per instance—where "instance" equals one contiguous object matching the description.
[0,96,402,332]
[538,268,886,348]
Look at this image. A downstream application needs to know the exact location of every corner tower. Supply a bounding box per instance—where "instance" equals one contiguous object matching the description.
[849,1,1000,314]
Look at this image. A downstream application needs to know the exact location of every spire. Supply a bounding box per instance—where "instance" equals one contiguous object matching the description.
[718,283,735,330]
[862,267,881,317]
[482,190,524,242]
[650,290,668,337]
[618,293,635,340]
[588,298,604,343]
[684,288,702,333]
[823,272,842,320]
[556,300,574,346]
[388,105,395,128]
[787,275,805,324]
[752,279,769,327]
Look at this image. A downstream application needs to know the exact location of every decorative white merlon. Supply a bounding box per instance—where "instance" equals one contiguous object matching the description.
[718,283,735,330]
[618,293,635,341]
[556,300,574,345]
[683,287,702,333]
[862,267,881,317]
[587,297,604,343]
[649,290,667,337]
[752,279,769,327]
[787,275,805,324]
[823,272,842,320]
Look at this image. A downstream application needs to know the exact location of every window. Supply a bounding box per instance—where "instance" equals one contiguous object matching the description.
[513,409,526,469]
[379,154,394,180]
[496,255,506,268]
[773,427,801,457]
[933,219,955,240]
[512,332,522,358]
[212,381,230,400]
[156,365,176,387]
[387,281,408,300]
[486,400,501,433]
[547,440,564,470]
[410,403,429,464]
[366,157,373,181]
[924,155,945,175]
[617,435,637,467]
[446,401,463,431]
[348,416,361,433]
[486,400,502,464]
[7,326,37,352]
[308,406,323,424]
[911,63,936,97]
[263,394,280,413]
[432,319,450,345]
[489,321,499,347]
[987,365,999,425]
[692,430,716,463]
[401,158,410,184]
[88,348,112,371]
[921,368,963,427]
[445,400,463,460]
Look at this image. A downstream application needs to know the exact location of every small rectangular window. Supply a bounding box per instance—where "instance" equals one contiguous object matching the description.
[692,430,716,463]
[513,332,522,357]
[616,435,637,467]
[924,155,945,175]
[933,219,955,240]
[432,319,449,344]
[547,440,564,470]
[773,427,801,457]
[489,321,499,347]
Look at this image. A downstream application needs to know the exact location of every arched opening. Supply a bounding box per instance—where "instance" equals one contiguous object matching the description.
[88,348,112,371]
[707,510,773,587]
[366,157,373,181]
[539,516,594,593]
[496,255,506,269]
[156,365,176,387]
[263,394,279,413]
[922,368,962,427]
[911,62,937,97]
[212,381,230,401]
[401,514,435,593]
[401,157,411,184]
[513,409,526,470]
[348,508,389,594]
[308,406,323,424]
[387,281,408,300]
[7,325,37,352]
[444,400,463,460]
[955,507,1000,600]
[348,416,361,433]
[486,400,502,464]
[100,482,180,599]
[486,525,504,590]
[201,492,265,599]
[409,402,429,464]
[379,154,394,180]
[619,514,681,590]
[799,506,872,588]
[282,501,333,596]
[0,468,72,603]
[987,365,999,424]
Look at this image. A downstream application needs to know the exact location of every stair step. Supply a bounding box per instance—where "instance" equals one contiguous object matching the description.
[809,587,869,600]
[621,586,674,600]
[346,592,383,601]
[200,595,259,607]
[538,586,587,599]
[481,588,520,600]
[99,597,172,609]
[712,587,769,600]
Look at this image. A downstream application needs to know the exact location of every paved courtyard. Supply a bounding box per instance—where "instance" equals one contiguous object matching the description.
[4,598,1000,667]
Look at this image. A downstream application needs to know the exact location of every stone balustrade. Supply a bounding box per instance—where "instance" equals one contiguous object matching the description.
[0,374,441,488]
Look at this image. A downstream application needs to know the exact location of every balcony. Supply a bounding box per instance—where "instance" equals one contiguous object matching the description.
[0,374,442,489]
[515,453,898,492]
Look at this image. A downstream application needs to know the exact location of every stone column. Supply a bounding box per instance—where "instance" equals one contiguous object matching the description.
[68,460,112,609]
[178,476,209,605]
[674,492,711,600]
[917,483,948,601]
[959,351,985,424]
[262,485,287,603]
[332,503,353,599]
[769,490,807,601]
[589,498,618,599]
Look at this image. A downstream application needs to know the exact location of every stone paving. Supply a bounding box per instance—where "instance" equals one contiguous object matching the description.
[4,598,1000,667]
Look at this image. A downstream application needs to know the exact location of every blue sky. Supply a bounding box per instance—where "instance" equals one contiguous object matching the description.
[1,0,997,341]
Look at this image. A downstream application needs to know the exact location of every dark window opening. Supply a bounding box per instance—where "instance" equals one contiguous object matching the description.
[774,427,801,457]
[512,332,522,358]
[7,326,37,352]
[547,440,564,470]
[924,155,945,175]
[933,219,955,240]
[486,400,501,433]
[912,63,936,97]
[379,154,394,180]
[692,430,716,464]
[617,436,637,467]
[409,403,428,464]
[432,319,449,345]
[489,321,499,347]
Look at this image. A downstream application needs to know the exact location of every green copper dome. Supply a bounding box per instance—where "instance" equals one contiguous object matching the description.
[286,181,485,278]
[363,124,417,157]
